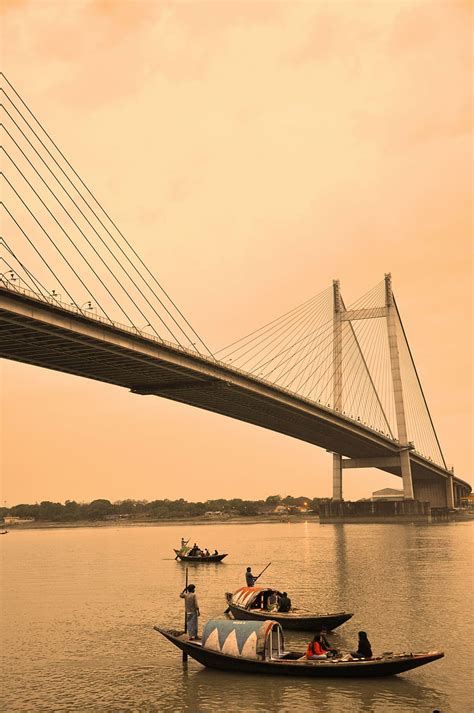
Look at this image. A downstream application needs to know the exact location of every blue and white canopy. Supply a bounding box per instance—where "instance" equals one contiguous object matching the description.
[202,619,282,660]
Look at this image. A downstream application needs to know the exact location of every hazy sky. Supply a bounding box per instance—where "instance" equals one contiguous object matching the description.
[1,0,472,506]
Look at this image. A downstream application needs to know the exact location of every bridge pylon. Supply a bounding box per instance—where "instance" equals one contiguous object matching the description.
[332,281,343,501]
[331,274,415,501]
[384,273,414,499]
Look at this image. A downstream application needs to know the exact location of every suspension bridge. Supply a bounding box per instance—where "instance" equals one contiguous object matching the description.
[0,74,470,508]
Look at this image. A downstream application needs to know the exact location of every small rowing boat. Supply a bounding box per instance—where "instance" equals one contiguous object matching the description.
[225,587,352,631]
[174,549,227,563]
[154,619,444,677]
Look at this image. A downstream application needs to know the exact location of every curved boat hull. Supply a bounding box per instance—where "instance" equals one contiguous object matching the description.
[174,550,227,563]
[226,600,352,631]
[154,627,444,677]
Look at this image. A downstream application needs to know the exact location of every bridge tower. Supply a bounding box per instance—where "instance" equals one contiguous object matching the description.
[331,273,415,501]
[332,280,343,501]
[384,273,414,499]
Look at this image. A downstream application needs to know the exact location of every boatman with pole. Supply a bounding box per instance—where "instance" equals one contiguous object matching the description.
[245,563,271,586]
[181,567,188,662]
[180,582,200,641]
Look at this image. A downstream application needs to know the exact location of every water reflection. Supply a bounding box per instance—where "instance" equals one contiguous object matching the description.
[332,523,349,599]
[171,663,447,713]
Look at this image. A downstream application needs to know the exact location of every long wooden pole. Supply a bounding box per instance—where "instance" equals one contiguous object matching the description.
[256,562,271,580]
[182,567,188,663]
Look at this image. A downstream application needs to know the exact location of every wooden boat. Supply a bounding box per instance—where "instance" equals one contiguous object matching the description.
[154,619,444,677]
[0,530,8,535]
[225,587,352,631]
[174,549,227,563]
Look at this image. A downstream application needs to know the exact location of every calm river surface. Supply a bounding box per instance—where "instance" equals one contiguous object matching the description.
[1,521,473,712]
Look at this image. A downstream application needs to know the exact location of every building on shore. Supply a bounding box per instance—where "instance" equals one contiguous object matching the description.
[3,516,35,525]
[460,494,474,510]
[371,488,404,502]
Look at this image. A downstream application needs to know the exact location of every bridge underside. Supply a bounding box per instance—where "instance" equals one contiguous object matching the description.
[0,304,396,458]
[1,288,470,506]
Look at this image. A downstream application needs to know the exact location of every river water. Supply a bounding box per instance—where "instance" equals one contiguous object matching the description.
[1,521,473,712]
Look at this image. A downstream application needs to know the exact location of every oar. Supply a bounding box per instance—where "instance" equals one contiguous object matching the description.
[182,567,188,663]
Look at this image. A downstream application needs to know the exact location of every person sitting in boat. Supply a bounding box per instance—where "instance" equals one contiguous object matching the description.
[204,548,210,557]
[278,592,292,613]
[245,567,258,586]
[306,633,330,659]
[189,543,200,556]
[213,549,218,556]
[267,592,279,612]
[351,631,372,659]
[319,629,338,657]
[179,584,200,640]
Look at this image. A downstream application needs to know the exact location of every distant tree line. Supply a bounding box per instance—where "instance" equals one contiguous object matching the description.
[0,495,330,522]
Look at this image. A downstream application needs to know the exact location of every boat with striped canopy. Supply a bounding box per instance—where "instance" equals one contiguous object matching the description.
[154,619,444,677]
[225,587,353,631]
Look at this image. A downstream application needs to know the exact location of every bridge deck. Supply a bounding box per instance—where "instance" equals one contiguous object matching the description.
[0,286,470,493]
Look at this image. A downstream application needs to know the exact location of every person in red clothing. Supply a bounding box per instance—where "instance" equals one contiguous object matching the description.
[306,633,330,659]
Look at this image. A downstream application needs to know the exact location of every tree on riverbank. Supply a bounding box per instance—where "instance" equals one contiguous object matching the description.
[0,495,330,522]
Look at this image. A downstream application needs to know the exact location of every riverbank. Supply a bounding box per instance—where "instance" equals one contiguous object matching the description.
[4,511,472,532]
[1,514,319,531]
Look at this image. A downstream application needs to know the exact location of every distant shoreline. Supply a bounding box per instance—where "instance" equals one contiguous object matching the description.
[6,513,471,532]
[2,514,319,531]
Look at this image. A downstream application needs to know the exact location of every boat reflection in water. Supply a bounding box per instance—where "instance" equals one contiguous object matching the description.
[225,587,353,631]
[155,620,443,678]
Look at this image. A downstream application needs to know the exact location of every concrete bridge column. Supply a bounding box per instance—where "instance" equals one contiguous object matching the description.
[399,450,414,500]
[445,475,455,509]
[333,453,343,501]
[456,485,460,507]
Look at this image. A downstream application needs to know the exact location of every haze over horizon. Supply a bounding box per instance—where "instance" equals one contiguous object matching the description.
[1,0,472,506]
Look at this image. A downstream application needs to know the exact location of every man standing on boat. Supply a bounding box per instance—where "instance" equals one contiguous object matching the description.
[179,584,200,640]
[245,567,258,586]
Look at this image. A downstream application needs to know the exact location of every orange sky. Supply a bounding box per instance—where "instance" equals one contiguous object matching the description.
[0,0,472,505]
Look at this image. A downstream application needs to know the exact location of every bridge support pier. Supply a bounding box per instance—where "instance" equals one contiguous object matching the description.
[456,483,467,507]
[446,474,455,509]
[399,449,414,500]
[332,454,343,501]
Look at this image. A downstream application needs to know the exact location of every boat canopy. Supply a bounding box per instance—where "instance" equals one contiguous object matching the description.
[231,587,282,609]
[202,619,282,661]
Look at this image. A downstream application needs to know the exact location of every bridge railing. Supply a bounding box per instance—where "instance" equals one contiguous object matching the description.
[0,279,220,361]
